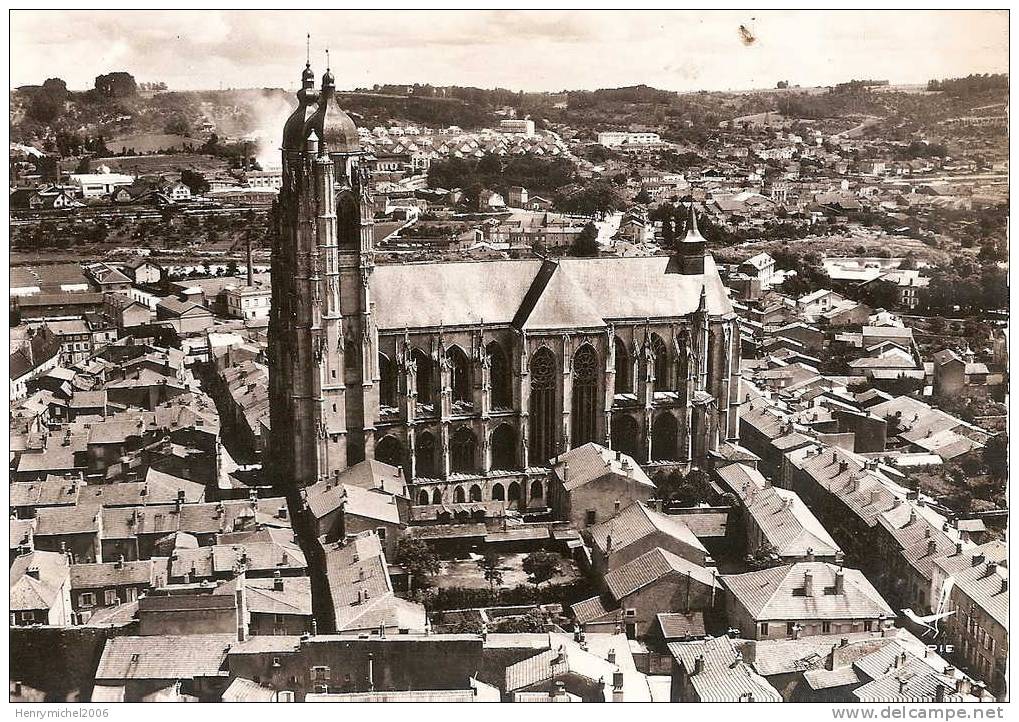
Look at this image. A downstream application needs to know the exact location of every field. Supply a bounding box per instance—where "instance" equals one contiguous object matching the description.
[93,153,230,176]
[106,134,202,154]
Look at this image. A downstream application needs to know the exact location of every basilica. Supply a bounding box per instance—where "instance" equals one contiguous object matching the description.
[267,61,742,509]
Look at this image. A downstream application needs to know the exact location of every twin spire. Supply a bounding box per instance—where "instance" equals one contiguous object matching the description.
[301,34,334,90]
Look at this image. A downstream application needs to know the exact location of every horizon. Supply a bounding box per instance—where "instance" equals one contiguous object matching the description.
[10,10,1009,94]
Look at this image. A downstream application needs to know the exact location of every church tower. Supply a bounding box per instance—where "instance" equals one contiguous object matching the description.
[268,56,379,488]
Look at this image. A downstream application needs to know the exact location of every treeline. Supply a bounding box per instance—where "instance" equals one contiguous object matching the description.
[926,74,1009,96]
[342,93,494,130]
[427,155,577,195]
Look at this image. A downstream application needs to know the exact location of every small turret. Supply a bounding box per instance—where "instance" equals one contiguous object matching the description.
[665,204,706,276]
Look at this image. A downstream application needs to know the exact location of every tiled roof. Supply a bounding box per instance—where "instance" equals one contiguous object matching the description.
[10,551,70,611]
[742,485,842,559]
[70,560,158,590]
[605,547,717,600]
[33,505,101,536]
[668,636,782,702]
[722,562,894,622]
[550,442,654,491]
[101,505,180,539]
[571,594,617,625]
[587,501,706,559]
[243,576,313,616]
[95,635,233,681]
[655,612,706,640]
[10,518,35,550]
[306,482,403,525]
[221,677,278,702]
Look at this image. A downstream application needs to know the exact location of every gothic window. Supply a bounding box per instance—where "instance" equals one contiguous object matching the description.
[375,435,403,469]
[650,333,669,392]
[337,192,359,250]
[417,489,429,506]
[571,344,599,447]
[611,415,640,461]
[651,412,679,461]
[490,423,518,471]
[487,341,512,409]
[469,484,483,502]
[530,480,544,500]
[507,482,521,502]
[432,488,443,505]
[415,431,436,478]
[491,483,505,501]
[413,349,434,407]
[446,346,471,405]
[453,486,466,503]
[450,426,477,474]
[614,337,630,395]
[378,353,397,408]
[529,347,557,465]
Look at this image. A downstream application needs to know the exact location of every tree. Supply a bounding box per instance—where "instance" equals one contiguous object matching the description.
[633,189,652,205]
[95,71,138,98]
[521,551,560,588]
[859,279,900,310]
[180,169,210,195]
[395,537,440,590]
[746,541,782,571]
[476,552,504,591]
[569,222,600,257]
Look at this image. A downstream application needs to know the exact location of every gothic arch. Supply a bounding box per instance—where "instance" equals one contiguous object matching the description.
[432,487,443,505]
[469,484,483,502]
[652,411,679,461]
[417,489,430,506]
[571,344,599,447]
[450,426,477,474]
[508,481,521,502]
[649,333,670,392]
[415,430,437,478]
[528,346,558,465]
[453,485,466,503]
[375,435,404,469]
[337,191,359,250]
[530,479,544,500]
[611,414,640,461]
[491,482,505,501]
[412,348,434,407]
[614,336,631,395]
[378,353,398,408]
[486,341,512,409]
[446,345,471,405]
[490,423,518,471]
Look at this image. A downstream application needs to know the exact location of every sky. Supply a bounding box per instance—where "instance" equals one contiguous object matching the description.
[9,10,1009,93]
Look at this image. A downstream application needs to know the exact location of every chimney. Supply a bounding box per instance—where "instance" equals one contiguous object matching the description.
[26,566,40,580]
[1000,578,1008,594]
[972,553,986,567]
[898,678,907,695]
[278,505,288,520]
[607,648,616,664]
[955,542,963,555]
[612,671,624,702]
[935,684,946,703]
[311,618,317,636]
[693,655,705,675]
[834,568,845,594]
[927,539,938,556]
[985,561,997,577]
[803,570,814,596]
[115,555,125,570]
[273,570,284,592]
[806,548,815,563]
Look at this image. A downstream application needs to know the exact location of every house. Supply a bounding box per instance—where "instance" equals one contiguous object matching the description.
[223,284,272,320]
[475,189,505,211]
[32,506,103,563]
[573,547,718,638]
[92,634,233,701]
[668,635,782,702]
[304,477,407,557]
[929,541,1007,698]
[125,259,163,285]
[722,563,895,640]
[156,298,215,335]
[715,463,842,563]
[740,252,777,287]
[69,557,163,624]
[85,263,133,293]
[323,532,427,635]
[547,443,657,529]
[10,325,61,401]
[10,550,73,626]
[104,292,153,329]
[244,574,315,636]
[69,167,135,197]
[586,500,710,575]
